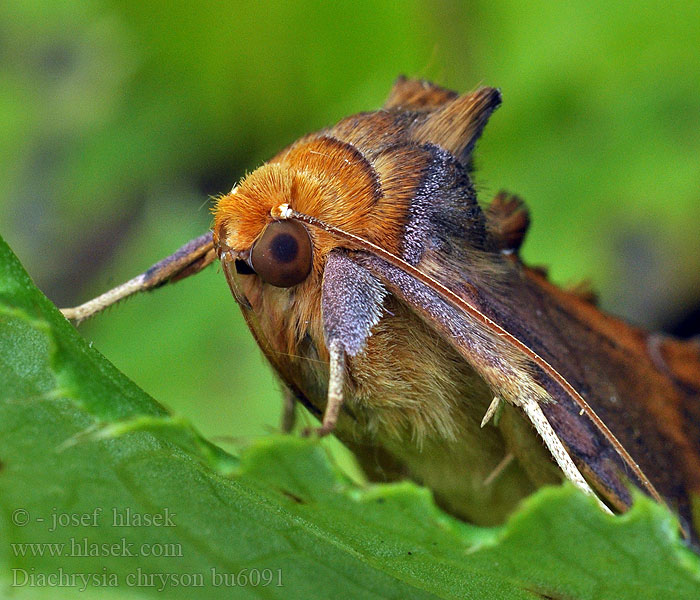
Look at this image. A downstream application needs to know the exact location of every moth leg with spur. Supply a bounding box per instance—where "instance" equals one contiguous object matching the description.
[517,395,612,513]
[61,232,216,322]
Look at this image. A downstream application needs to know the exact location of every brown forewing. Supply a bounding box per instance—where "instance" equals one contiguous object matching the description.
[429,243,700,537]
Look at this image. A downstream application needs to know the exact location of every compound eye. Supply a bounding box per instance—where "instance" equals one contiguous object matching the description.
[250,220,312,287]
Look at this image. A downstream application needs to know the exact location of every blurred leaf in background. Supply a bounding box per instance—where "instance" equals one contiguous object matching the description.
[1,0,699,445]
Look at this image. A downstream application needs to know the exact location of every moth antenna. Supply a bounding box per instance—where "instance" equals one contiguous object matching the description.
[61,232,215,323]
[287,209,667,510]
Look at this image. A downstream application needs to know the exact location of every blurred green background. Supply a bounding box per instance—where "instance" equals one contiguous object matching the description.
[2,1,699,446]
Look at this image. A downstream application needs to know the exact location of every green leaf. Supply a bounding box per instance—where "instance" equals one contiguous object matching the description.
[1,234,699,599]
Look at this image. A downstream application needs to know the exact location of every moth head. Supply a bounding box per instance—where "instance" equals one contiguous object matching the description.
[212,137,383,296]
[212,169,314,293]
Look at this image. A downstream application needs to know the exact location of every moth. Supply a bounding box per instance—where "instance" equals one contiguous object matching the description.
[62,77,700,542]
